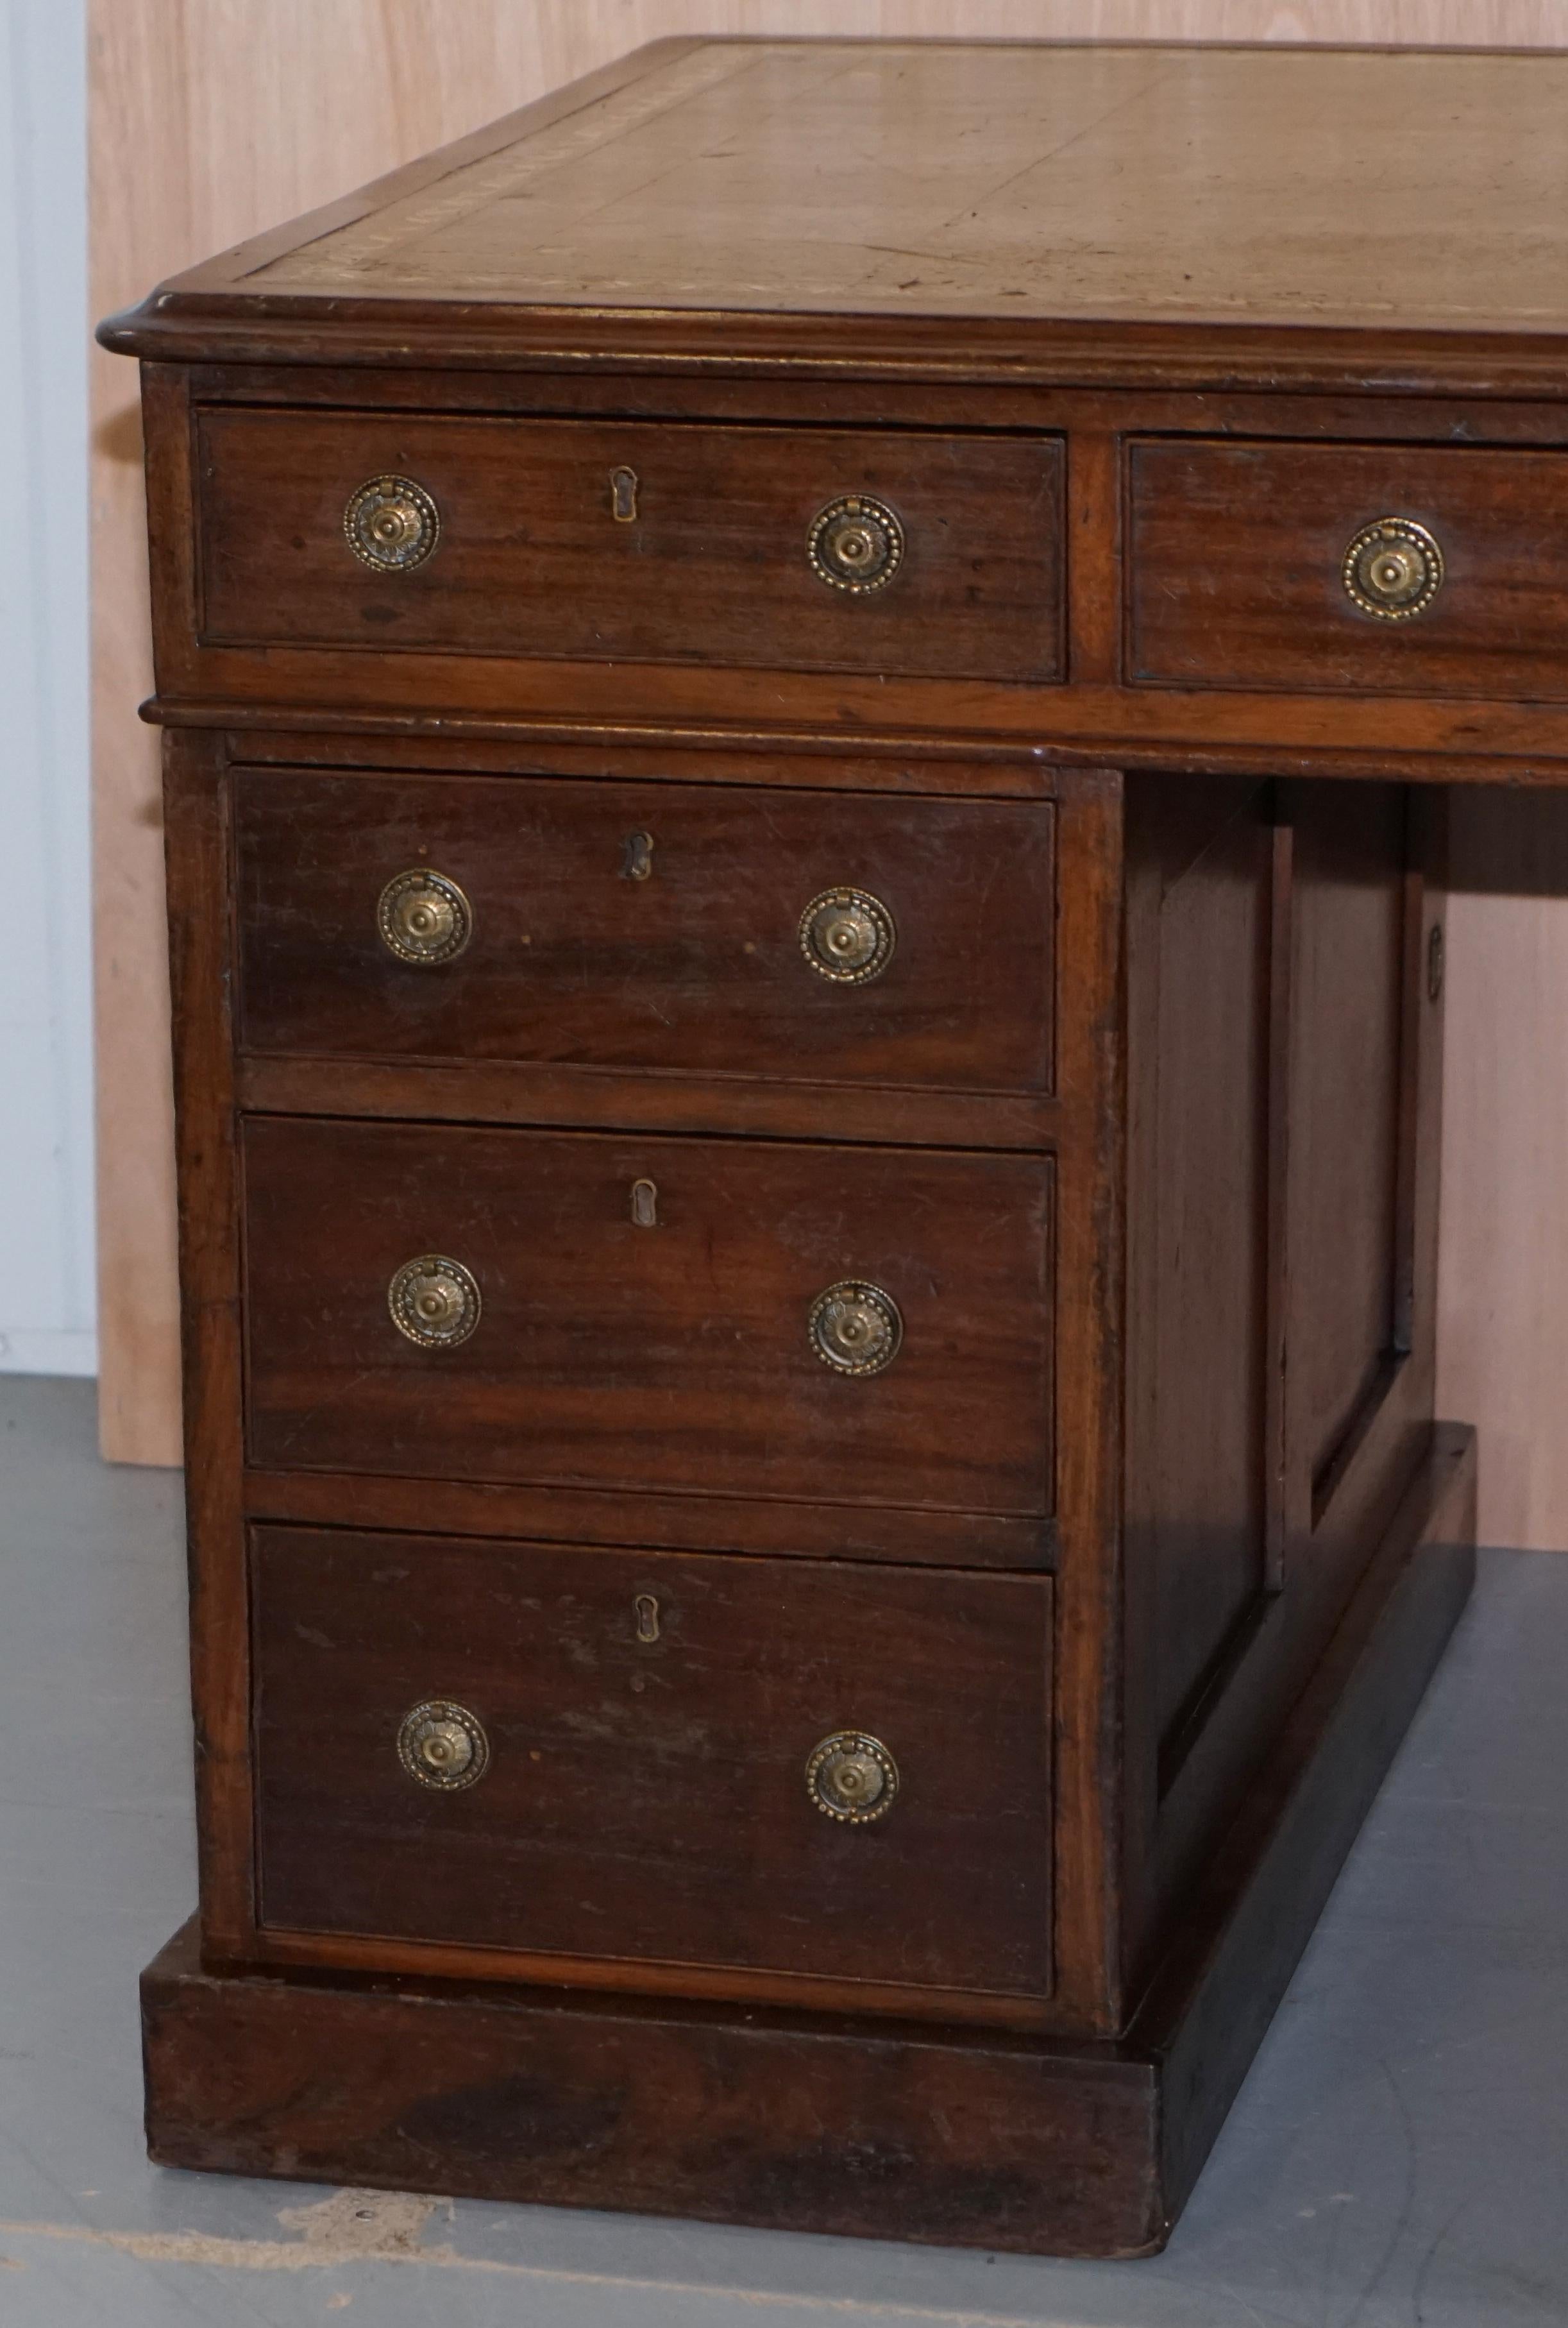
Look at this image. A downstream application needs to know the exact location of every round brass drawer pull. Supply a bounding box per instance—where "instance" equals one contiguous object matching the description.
[806,1731,899,1824]
[388,1254,482,1349]
[798,887,896,985]
[808,1280,902,1377]
[344,474,441,572]
[807,493,905,593]
[377,868,473,966]
[1342,517,1444,621]
[398,1699,489,1791]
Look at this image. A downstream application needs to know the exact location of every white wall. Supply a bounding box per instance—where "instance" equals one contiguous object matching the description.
[0,0,93,1375]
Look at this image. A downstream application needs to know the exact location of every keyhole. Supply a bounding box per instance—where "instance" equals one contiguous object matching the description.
[630,1178,659,1228]
[610,466,639,523]
[621,830,655,881]
[634,1593,661,1643]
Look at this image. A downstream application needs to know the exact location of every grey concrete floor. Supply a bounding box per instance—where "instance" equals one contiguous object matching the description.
[1,1373,1565,2325]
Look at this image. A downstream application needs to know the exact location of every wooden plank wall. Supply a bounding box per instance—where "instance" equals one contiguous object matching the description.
[90,1,1568,1547]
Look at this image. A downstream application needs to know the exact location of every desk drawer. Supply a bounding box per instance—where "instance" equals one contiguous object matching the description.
[234,769,1055,1096]
[196,410,1064,684]
[1129,439,1568,700]
[251,1525,1053,2010]
[241,1117,1054,1518]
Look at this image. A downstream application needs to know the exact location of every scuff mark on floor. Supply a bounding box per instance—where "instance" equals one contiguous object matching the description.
[0,2189,444,2273]
[0,2196,1068,2324]
[278,2187,441,2257]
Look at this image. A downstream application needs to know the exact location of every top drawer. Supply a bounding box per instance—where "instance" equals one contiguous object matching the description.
[195,411,1065,684]
[1129,439,1568,701]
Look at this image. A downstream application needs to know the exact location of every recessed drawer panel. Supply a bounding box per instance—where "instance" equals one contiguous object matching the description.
[196,411,1065,683]
[241,1118,1054,1518]
[1129,439,1568,701]
[252,1524,1054,2009]
[234,769,1056,1096]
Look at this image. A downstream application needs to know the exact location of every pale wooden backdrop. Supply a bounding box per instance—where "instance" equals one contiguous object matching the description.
[90,0,1568,1547]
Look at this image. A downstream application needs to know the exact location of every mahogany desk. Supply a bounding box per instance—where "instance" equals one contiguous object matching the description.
[103,35,1568,2255]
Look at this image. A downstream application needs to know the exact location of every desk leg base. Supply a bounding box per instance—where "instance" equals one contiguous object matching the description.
[141,1425,1476,2259]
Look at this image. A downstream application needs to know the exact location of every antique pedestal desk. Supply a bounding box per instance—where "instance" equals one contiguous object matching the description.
[106,33,1568,2256]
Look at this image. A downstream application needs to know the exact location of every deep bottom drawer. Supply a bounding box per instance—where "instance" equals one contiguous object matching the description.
[252,1526,1054,2012]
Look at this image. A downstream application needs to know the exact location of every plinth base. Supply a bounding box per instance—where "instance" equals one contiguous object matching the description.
[142,1427,1475,2259]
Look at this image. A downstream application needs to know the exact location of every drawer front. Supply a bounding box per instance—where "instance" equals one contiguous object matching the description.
[197,411,1064,684]
[1129,439,1568,700]
[253,1525,1054,2005]
[242,1118,1054,1518]
[235,769,1056,1095]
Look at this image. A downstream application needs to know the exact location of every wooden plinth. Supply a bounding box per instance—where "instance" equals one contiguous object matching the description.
[141,1426,1476,2259]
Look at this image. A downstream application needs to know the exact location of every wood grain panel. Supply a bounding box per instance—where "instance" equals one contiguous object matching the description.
[92,2,1568,1547]
[1287,787,1408,1510]
[1123,781,1275,1746]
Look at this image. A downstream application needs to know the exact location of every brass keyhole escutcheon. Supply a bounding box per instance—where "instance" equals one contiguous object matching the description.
[344,475,441,572]
[630,1178,659,1228]
[807,494,906,593]
[807,1280,903,1378]
[388,1255,482,1350]
[621,830,655,881]
[805,1731,899,1824]
[398,1699,489,1791]
[634,1592,661,1643]
[798,887,896,985]
[377,869,473,965]
[1342,517,1444,621]
[610,464,639,522]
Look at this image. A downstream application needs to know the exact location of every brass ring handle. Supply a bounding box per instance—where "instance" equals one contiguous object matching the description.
[344,474,441,572]
[807,494,905,593]
[798,887,896,985]
[1342,517,1444,620]
[806,1731,899,1823]
[808,1280,902,1377]
[398,1699,489,1790]
[377,869,473,965]
[388,1254,481,1349]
